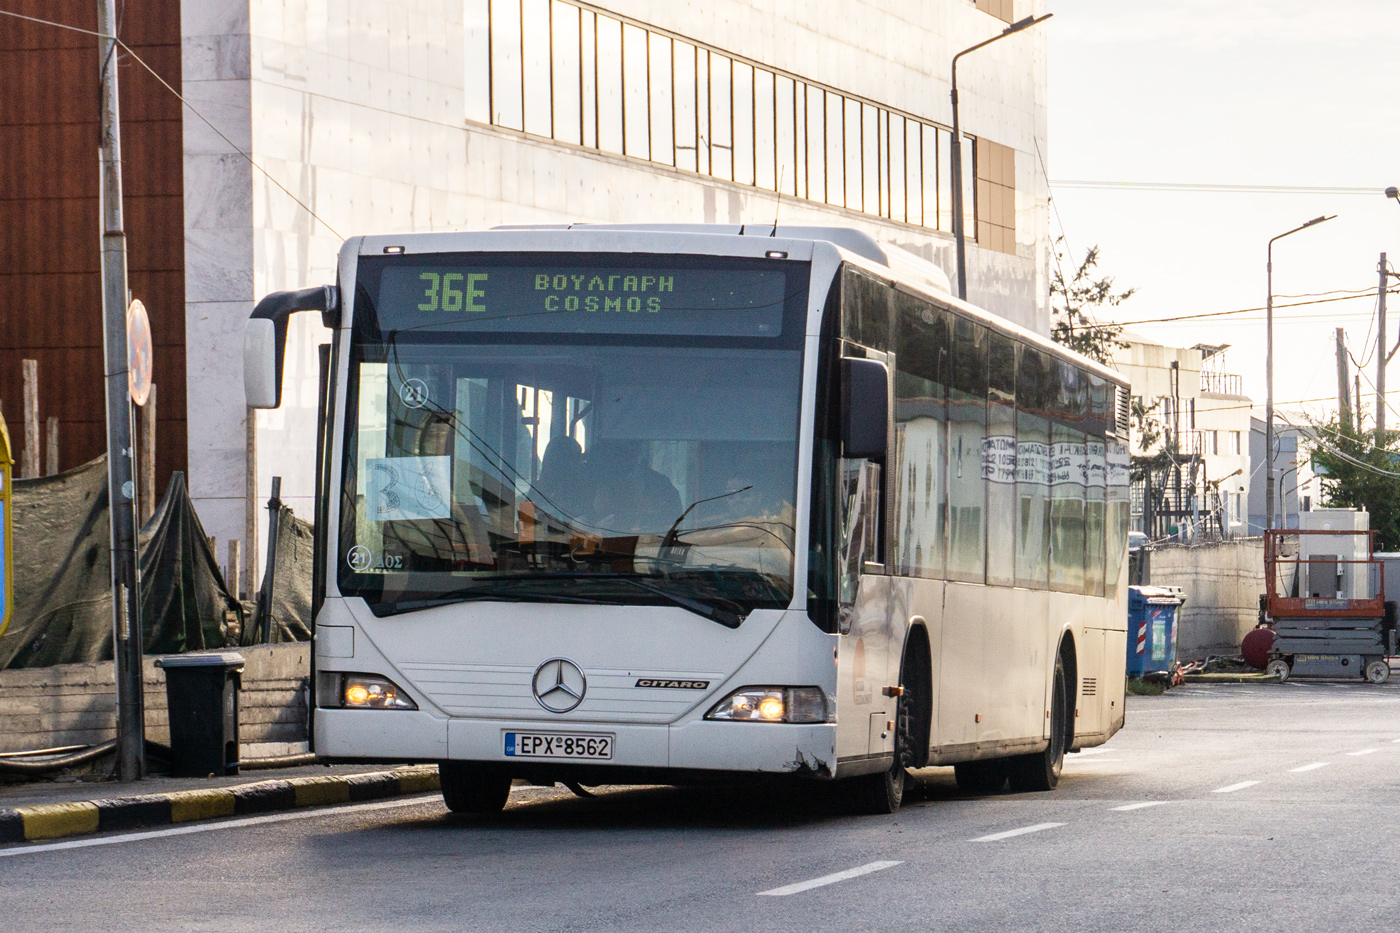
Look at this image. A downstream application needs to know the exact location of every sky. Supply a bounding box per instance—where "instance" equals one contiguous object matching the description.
[1046,0,1400,427]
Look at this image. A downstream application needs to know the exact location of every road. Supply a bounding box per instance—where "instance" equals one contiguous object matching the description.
[4,680,1400,932]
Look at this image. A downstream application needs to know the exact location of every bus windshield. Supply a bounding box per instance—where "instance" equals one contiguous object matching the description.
[337,252,810,621]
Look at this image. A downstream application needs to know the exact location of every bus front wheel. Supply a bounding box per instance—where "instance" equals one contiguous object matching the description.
[1007,653,1068,793]
[439,761,512,815]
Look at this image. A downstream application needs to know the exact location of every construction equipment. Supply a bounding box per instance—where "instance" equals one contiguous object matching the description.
[1262,528,1396,683]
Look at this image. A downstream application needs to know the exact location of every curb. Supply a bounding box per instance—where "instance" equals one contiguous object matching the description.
[0,766,439,845]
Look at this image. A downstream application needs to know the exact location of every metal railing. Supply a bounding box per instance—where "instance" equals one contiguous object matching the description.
[1200,371,1244,397]
[468,0,976,232]
[1174,429,1206,455]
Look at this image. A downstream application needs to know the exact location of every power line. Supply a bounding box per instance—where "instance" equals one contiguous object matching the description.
[1279,415,1400,478]
[0,8,342,239]
[1184,389,1400,415]
[1050,180,1383,196]
[1084,288,1400,330]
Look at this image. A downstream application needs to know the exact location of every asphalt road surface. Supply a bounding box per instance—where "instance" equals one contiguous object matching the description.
[5,680,1400,932]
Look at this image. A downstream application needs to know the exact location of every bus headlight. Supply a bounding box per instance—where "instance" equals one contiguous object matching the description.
[339,674,418,710]
[705,687,829,723]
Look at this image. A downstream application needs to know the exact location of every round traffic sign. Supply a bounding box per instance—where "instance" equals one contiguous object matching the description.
[127,299,153,406]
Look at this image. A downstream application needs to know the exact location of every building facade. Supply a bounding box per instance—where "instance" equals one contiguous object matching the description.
[5,0,1052,583]
[1112,334,1253,540]
[1247,416,1316,533]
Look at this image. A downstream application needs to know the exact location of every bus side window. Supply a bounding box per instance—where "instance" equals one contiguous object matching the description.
[986,333,1018,587]
[1015,346,1050,589]
[892,291,948,580]
[1048,362,1087,594]
[837,458,882,629]
[1105,435,1131,587]
[841,268,892,351]
[947,315,987,583]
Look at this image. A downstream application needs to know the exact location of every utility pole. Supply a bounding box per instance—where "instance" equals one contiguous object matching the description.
[1379,252,1388,441]
[99,0,145,781]
[1356,374,1363,431]
[1336,327,1352,432]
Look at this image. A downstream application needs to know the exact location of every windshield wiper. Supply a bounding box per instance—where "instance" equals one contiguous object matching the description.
[607,576,745,628]
[371,590,609,617]
[659,486,752,553]
[370,571,748,627]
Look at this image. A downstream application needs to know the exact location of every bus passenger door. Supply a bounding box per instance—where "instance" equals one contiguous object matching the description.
[834,459,895,762]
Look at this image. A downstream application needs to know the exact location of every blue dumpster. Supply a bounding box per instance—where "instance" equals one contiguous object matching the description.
[1126,586,1183,677]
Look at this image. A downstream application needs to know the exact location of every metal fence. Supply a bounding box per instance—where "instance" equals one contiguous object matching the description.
[1200,371,1244,397]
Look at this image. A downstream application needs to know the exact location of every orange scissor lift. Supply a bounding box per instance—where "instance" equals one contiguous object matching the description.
[1263,529,1396,683]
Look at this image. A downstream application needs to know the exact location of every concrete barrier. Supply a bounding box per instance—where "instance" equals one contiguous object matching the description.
[0,643,310,755]
[1143,538,1264,658]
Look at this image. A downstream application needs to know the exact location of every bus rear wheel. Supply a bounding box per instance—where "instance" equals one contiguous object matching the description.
[1007,653,1068,793]
[439,761,512,814]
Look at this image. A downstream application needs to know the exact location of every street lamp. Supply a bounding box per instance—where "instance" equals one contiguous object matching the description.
[1265,214,1335,530]
[950,13,1052,301]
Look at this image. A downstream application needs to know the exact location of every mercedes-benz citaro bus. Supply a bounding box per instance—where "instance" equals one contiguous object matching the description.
[244,224,1130,815]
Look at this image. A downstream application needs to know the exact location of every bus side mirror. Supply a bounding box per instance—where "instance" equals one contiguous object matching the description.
[841,357,889,461]
[244,285,339,409]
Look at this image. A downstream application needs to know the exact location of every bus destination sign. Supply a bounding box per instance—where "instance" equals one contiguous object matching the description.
[376,261,791,337]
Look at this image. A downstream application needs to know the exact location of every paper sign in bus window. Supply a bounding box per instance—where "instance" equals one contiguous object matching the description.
[365,456,451,522]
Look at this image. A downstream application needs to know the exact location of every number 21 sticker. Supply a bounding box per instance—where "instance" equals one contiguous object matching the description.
[400,378,429,409]
[347,546,373,572]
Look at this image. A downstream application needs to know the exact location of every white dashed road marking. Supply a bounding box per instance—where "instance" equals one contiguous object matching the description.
[757,861,903,896]
[1346,749,1379,756]
[971,822,1066,842]
[1289,763,1329,773]
[1111,802,1167,811]
[1213,781,1261,794]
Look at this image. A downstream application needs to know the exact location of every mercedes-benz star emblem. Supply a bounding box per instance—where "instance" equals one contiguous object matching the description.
[531,658,587,713]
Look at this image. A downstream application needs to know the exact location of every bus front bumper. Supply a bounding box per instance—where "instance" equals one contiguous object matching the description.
[316,709,837,777]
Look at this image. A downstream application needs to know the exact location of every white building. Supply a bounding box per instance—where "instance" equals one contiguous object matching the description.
[1247,416,1318,533]
[181,0,1052,573]
[1111,334,1252,537]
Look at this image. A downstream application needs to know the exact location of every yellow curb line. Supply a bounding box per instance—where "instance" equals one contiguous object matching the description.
[288,775,351,808]
[18,802,101,841]
[4,766,443,844]
[167,788,237,822]
[393,769,441,794]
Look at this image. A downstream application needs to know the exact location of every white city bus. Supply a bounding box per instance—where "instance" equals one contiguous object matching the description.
[245,225,1129,814]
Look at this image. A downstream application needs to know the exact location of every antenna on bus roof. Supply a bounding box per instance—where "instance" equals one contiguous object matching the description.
[770,166,784,237]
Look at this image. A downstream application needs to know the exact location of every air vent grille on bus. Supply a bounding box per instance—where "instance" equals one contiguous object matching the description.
[1113,387,1131,436]
[1082,677,1098,697]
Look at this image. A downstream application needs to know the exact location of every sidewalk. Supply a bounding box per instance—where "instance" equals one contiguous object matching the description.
[0,763,440,845]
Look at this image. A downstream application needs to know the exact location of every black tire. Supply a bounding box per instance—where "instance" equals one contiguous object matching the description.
[954,759,1009,794]
[1008,652,1068,793]
[849,670,919,815]
[439,761,512,815]
[849,759,905,814]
